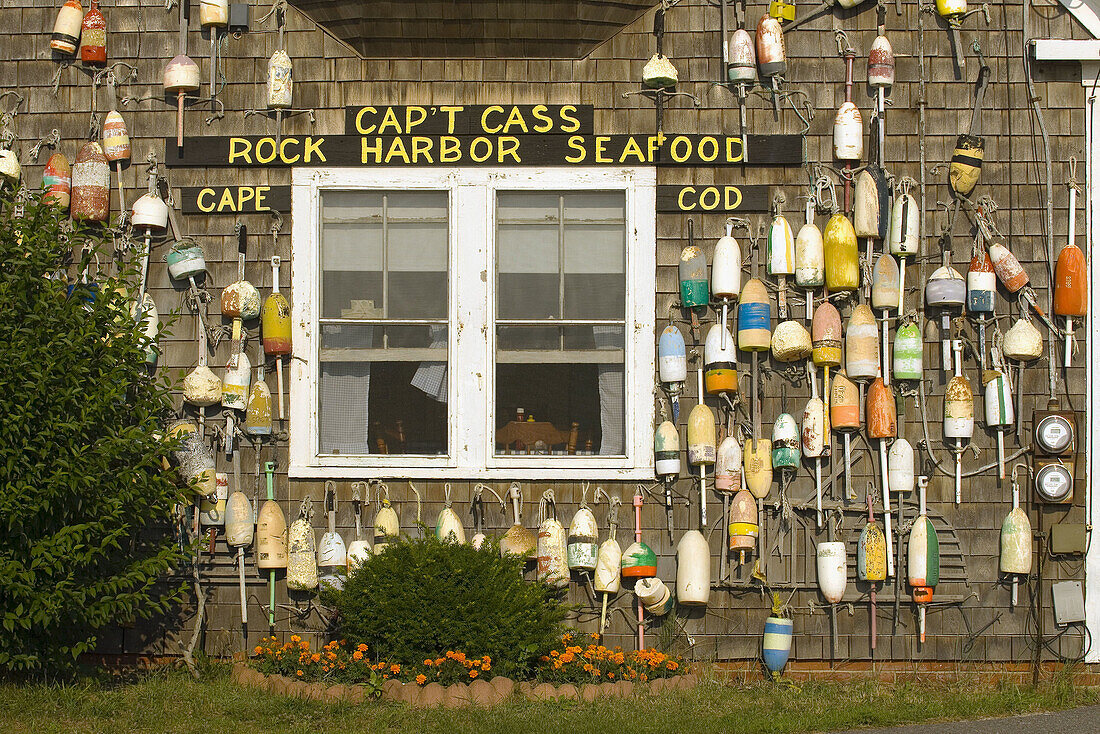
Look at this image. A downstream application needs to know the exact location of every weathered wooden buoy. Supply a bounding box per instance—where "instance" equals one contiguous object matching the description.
[436,488,466,545]
[771,319,812,362]
[687,400,717,466]
[102,111,130,162]
[831,370,860,431]
[676,530,711,605]
[967,249,996,314]
[1003,317,1043,361]
[712,220,741,343]
[795,220,825,291]
[71,142,110,222]
[704,324,739,394]
[268,50,294,108]
[872,254,900,311]
[908,483,939,642]
[892,321,923,381]
[868,34,895,88]
[199,0,228,27]
[762,614,794,677]
[500,484,536,559]
[43,152,71,209]
[858,512,887,584]
[287,510,318,592]
[642,54,678,88]
[1054,243,1088,321]
[771,413,801,472]
[537,514,569,589]
[256,500,288,569]
[567,503,599,572]
[635,577,674,615]
[833,102,863,161]
[802,396,826,459]
[225,491,254,548]
[988,242,1029,294]
[949,133,982,197]
[79,0,106,67]
[245,363,273,437]
[823,213,859,292]
[888,438,915,495]
[715,436,742,494]
[728,28,757,84]
[888,190,919,257]
[655,420,681,478]
[1000,506,1032,575]
[944,375,974,440]
[817,541,847,604]
[50,0,83,55]
[812,302,842,367]
[743,436,773,499]
[164,54,201,147]
[738,278,772,351]
[867,377,896,440]
[755,16,786,77]
[728,489,758,561]
[621,539,658,578]
[845,304,880,382]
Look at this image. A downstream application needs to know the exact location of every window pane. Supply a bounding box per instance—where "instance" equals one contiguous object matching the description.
[494,189,626,457]
[319,191,448,457]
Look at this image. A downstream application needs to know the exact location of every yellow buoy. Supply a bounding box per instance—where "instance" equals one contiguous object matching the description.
[823,213,859,292]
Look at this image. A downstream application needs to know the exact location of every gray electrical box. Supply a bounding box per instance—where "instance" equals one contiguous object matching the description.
[229,4,249,32]
[1050,523,1087,555]
[1052,581,1085,626]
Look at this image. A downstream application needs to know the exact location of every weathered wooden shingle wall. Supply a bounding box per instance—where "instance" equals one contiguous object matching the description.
[1,0,1091,665]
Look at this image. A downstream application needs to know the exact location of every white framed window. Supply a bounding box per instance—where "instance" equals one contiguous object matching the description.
[289,167,656,479]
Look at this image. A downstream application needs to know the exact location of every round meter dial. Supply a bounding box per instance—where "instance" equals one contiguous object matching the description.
[1035,414,1073,455]
[1035,462,1073,503]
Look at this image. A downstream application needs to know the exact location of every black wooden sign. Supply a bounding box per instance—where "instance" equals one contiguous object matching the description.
[164,134,803,168]
[655,185,771,212]
[180,185,292,214]
[344,104,594,136]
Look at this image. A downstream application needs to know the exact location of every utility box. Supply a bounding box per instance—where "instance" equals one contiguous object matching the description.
[1050,524,1087,555]
[1052,581,1085,626]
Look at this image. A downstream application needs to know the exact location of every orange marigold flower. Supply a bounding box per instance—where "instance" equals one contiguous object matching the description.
[253,646,263,655]
[481,662,490,671]
[482,655,491,663]
[291,635,301,643]
[357,643,369,653]
[416,674,427,686]
[550,650,559,657]
[666,661,678,671]
[469,670,479,679]
[435,658,445,666]
[353,651,363,661]
[540,656,550,662]
[311,653,321,663]
[455,652,466,662]
[608,673,615,680]
[424,659,433,667]
[382,673,389,679]
[296,670,304,677]
[390,664,401,674]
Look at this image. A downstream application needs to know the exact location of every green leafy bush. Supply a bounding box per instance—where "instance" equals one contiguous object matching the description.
[0,188,187,672]
[323,536,566,678]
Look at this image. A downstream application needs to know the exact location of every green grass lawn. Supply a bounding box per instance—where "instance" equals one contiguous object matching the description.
[0,664,1094,734]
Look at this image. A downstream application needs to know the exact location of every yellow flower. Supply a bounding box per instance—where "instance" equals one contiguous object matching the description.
[253,646,263,655]
[296,669,304,677]
[291,635,301,643]
[481,662,490,671]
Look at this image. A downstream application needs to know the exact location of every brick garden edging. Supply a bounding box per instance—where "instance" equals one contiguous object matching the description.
[231,663,699,707]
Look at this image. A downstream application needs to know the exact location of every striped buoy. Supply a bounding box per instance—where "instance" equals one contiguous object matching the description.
[43,152,71,209]
[50,0,83,55]
[71,142,110,222]
[762,616,794,676]
[738,278,771,351]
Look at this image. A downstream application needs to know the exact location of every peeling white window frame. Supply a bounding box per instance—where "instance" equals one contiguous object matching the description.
[289,166,656,480]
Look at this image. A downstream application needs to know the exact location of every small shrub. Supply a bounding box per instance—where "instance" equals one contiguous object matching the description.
[322,536,566,678]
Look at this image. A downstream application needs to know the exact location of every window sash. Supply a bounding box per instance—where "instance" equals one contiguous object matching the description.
[290,167,655,479]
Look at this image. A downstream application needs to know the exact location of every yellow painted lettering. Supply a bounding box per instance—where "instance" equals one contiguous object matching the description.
[503,106,528,134]
[619,137,645,163]
[531,105,553,133]
[559,105,581,133]
[405,106,427,132]
[237,187,256,210]
[724,186,742,210]
[303,137,326,163]
[647,136,661,161]
[255,186,269,211]
[197,188,216,213]
[228,138,252,164]
[255,138,277,164]
[565,135,587,163]
[669,136,692,163]
[440,106,463,134]
[677,186,696,211]
[480,106,504,134]
[470,137,493,163]
[279,137,300,164]
[440,136,462,163]
[378,107,402,134]
[725,136,744,163]
[698,136,719,162]
[411,137,434,163]
[498,136,521,163]
[361,137,383,163]
[699,187,719,211]
[595,136,611,163]
[384,137,410,164]
[354,106,377,134]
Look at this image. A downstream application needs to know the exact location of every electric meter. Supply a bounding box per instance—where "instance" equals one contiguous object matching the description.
[1035,413,1074,455]
[1035,462,1073,503]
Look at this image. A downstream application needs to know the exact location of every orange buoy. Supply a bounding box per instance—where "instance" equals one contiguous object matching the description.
[79,0,106,67]
[866,377,896,440]
[728,489,758,564]
[1055,243,1087,368]
[988,242,1029,294]
[831,369,860,498]
[812,301,842,367]
[43,152,71,210]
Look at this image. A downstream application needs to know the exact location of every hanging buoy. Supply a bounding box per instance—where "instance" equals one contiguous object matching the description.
[944,375,974,440]
[0,146,19,184]
[704,324,739,394]
[812,302,842,367]
[199,471,228,526]
[803,395,827,524]
[164,54,201,148]
[949,134,982,197]
[659,324,687,421]
[436,484,466,545]
[868,35,895,88]
[845,304,879,382]
[743,436,773,499]
[888,191,919,257]
[79,0,106,67]
[567,500,599,572]
[1055,243,1087,367]
[71,142,110,222]
[927,265,966,371]
[183,362,221,408]
[769,213,795,318]
[937,0,967,16]
[1003,317,1043,361]
[833,102,863,161]
[225,491,254,626]
[199,0,228,26]
[256,499,288,569]
[853,170,881,239]
[867,377,896,440]
[654,420,681,478]
[1001,495,1032,576]
[738,278,772,351]
[908,482,939,643]
[635,577,674,615]
[755,15,786,77]
[373,486,401,552]
[347,483,371,572]
[712,221,741,343]
[984,368,1013,479]
[832,369,860,498]
[318,483,347,590]
[715,436,742,494]
[642,54,678,89]
[167,242,207,284]
[728,489,758,563]
[892,321,923,381]
[967,249,996,314]
[222,346,251,412]
[817,541,847,604]
[50,0,83,55]
[222,279,261,323]
[43,152,71,209]
[724,26,755,87]
[621,539,658,577]
[988,242,1029,294]
[245,360,273,437]
[888,438,915,495]
[795,220,825,295]
[168,420,214,497]
[680,243,709,337]
[859,491,887,650]
[595,530,622,593]
[771,413,801,473]
[687,400,717,465]
[823,213,859,292]
[102,111,130,163]
[771,320,812,362]
[871,255,900,312]
[267,49,294,109]
[287,506,318,592]
[762,614,794,678]
[500,483,536,559]
[676,529,711,605]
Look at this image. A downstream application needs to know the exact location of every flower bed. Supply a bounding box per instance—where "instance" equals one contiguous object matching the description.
[240,632,697,708]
